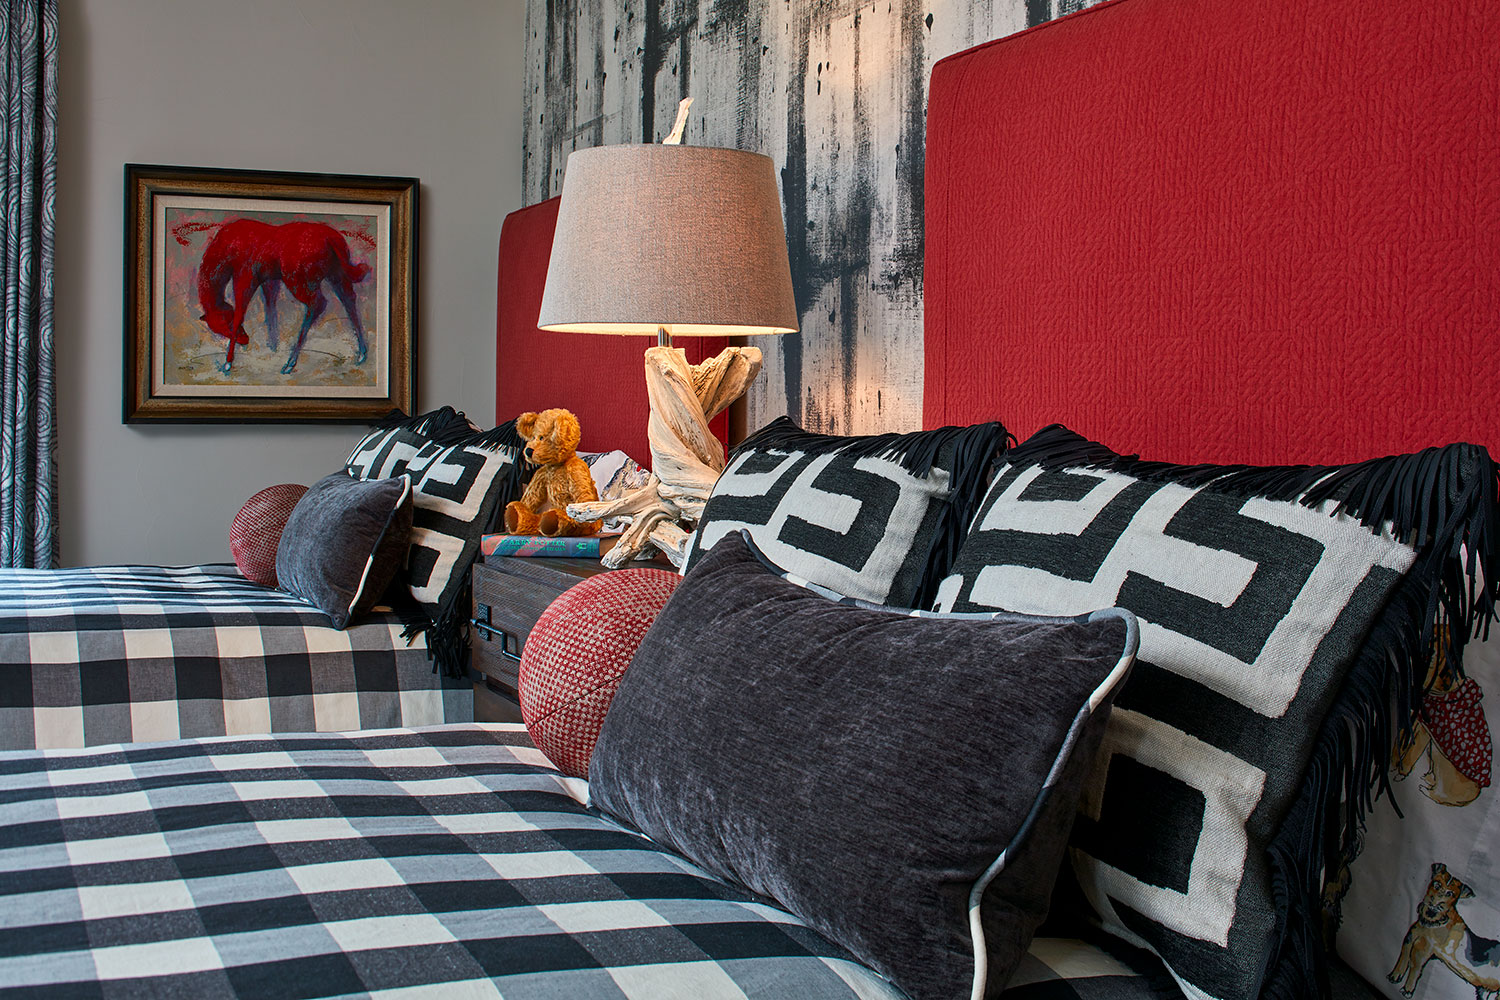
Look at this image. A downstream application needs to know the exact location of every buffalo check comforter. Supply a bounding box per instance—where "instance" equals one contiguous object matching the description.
[0,565,470,751]
[0,721,1258,999]
[0,724,903,999]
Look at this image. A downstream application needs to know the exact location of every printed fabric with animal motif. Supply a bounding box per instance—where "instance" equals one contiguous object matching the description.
[1394,627,1493,807]
[1389,863,1500,999]
[504,409,603,538]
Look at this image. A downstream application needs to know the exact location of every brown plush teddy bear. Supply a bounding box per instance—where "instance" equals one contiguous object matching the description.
[504,408,604,537]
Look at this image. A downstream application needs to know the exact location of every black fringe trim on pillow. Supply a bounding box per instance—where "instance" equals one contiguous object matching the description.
[467,418,524,452]
[1009,424,1499,676]
[393,582,473,680]
[469,418,528,515]
[1007,424,1500,1000]
[373,405,483,446]
[733,416,1013,607]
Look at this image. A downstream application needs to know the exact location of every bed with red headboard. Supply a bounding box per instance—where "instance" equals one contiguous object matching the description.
[923,0,1498,464]
[488,3,1500,998]
[916,3,1499,1000]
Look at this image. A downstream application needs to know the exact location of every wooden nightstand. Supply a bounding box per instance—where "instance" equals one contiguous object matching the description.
[469,557,612,722]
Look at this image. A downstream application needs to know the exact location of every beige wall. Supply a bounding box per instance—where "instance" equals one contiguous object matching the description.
[56,0,525,566]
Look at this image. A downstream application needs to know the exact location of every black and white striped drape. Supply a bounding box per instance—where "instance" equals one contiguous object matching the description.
[0,0,56,568]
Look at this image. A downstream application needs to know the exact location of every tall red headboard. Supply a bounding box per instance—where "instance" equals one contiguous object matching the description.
[924,0,1500,464]
[496,197,727,463]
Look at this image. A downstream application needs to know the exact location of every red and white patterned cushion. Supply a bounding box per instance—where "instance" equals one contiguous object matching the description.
[230,484,308,587]
[519,568,680,777]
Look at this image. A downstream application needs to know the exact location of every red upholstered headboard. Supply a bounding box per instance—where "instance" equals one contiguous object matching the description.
[495,197,727,463]
[923,0,1500,464]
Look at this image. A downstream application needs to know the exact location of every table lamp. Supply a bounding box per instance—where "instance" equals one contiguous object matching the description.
[537,137,798,567]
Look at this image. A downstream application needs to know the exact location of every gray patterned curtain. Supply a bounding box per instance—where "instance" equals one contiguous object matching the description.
[0,0,56,568]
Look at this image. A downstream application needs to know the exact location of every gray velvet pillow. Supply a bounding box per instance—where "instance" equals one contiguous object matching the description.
[275,472,413,629]
[589,532,1138,1000]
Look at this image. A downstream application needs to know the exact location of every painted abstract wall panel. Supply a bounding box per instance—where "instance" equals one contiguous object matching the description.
[524,0,1100,434]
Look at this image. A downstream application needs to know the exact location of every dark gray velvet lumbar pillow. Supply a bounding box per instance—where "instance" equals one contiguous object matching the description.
[275,472,413,629]
[589,531,1139,1000]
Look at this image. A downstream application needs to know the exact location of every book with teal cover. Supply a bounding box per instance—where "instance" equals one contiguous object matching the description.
[481,534,602,558]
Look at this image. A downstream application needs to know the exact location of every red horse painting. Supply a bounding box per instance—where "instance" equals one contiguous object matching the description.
[196,219,370,375]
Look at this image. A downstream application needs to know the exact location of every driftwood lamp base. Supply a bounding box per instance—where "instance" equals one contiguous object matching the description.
[566,343,762,568]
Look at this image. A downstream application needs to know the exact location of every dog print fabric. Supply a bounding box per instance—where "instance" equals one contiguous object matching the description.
[1386,865,1499,999]
[1398,636,1493,804]
[1419,681,1492,791]
[1340,634,1500,1000]
[936,455,1419,1000]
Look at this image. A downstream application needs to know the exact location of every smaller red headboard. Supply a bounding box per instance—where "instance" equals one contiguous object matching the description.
[496,197,728,463]
[923,0,1500,465]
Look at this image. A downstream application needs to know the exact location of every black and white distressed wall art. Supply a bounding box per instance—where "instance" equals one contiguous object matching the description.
[523,0,1102,434]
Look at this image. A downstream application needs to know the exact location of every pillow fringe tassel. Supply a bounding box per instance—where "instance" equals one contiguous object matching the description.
[1261,578,1431,999]
[372,405,484,446]
[914,421,1014,608]
[466,418,524,453]
[1007,424,1500,1000]
[395,578,473,680]
[467,419,528,516]
[733,415,1009,479]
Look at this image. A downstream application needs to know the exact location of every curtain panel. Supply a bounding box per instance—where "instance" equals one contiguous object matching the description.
[0,0,56,568]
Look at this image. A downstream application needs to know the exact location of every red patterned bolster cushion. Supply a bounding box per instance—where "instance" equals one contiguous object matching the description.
[519,568,680,778]
[230,484,308,587]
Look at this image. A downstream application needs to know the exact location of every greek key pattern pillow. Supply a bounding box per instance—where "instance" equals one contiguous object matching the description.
[400,441,520,614]
[685,416,1008,607]
[346,406,480,480]
[937,426,1424,1000]
[346,409,522,618]
[346,426,430,481]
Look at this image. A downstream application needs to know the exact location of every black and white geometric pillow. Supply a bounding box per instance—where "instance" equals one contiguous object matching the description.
[399,440,520,615]
[685,416,1009,607]
[346,408,523,619]
[346,406,480,480]
[936,426,1431,1000]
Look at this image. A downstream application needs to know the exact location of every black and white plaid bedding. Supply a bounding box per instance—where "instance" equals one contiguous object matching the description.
[0,724,904,999]
[0,719,1379,999]
[0,565,471,751]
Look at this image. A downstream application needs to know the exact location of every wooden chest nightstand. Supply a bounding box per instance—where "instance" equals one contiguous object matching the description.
[469,557,612,722]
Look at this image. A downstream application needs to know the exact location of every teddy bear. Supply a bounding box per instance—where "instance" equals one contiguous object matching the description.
[504,408,604,537]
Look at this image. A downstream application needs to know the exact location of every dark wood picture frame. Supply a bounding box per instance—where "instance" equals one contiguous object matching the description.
[124,163,417,423]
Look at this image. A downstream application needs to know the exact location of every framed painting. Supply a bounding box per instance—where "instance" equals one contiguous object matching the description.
[124,164,417,423]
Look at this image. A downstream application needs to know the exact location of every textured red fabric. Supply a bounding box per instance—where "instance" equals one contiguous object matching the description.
[924,0,1500,464]
[518,568,680,777]
[496,197,730,464]
[230,484,308,587]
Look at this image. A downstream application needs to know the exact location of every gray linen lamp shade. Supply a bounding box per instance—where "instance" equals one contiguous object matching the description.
[537,144,799,338]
